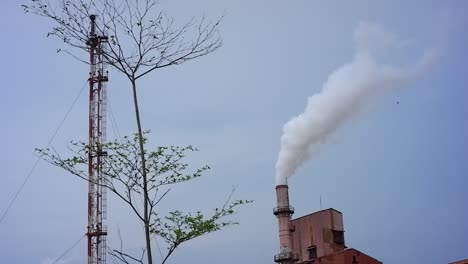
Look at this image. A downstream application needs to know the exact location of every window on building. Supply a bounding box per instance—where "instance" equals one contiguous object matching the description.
[307,246,317,259]
[332,230,345,245]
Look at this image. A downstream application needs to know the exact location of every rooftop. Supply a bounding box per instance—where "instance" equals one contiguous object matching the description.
[291,208,342,221]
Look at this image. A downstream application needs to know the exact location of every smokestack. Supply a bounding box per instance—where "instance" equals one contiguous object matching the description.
[273,185,297,263]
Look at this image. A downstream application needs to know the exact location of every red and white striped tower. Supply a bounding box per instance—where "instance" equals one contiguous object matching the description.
[86,14,108,264]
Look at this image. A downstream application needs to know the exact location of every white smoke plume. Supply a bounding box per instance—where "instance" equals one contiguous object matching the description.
[275,21,437,185]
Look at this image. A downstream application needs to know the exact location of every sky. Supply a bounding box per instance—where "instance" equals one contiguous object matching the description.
[1,0,468,263]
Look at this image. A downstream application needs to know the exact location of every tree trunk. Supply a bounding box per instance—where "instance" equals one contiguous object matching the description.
[131,79,153,264]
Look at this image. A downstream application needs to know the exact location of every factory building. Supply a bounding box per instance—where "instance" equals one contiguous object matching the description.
[274,185,382,264]
[449,259,468,264]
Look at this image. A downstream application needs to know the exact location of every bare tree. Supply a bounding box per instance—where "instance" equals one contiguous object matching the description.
[23,1,234,263]
[22,0,222,78]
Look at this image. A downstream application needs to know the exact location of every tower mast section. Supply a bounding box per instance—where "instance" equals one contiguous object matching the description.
[86,14,109,264]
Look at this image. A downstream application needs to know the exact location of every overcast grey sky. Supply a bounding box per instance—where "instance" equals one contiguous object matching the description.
[1,0,467,263]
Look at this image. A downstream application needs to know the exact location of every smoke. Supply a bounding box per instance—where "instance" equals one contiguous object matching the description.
[275,21,437,185]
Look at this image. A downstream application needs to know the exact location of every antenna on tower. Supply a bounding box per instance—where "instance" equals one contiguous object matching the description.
[86,14,109,264]
[320,195,323,210]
